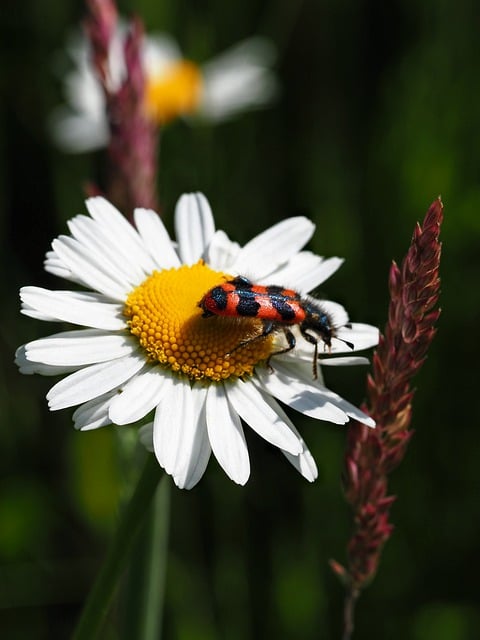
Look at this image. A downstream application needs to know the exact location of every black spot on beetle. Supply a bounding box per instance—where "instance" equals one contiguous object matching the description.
[236,290,261,316]
[210,286,228,310]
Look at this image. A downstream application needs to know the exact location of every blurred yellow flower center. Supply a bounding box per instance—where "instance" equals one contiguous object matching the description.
[145,60,203,123]
[124,262,273,382]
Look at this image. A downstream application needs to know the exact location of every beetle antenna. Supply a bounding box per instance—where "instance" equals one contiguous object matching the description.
[337,337,354,350]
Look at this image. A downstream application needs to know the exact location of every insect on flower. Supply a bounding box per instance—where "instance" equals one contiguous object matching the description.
[198,275,354,378]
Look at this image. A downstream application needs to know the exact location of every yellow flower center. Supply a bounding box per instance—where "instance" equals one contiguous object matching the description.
[145,60,203,124]
[124,262,274,382]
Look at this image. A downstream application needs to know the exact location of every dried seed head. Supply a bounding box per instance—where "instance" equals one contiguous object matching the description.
[333,198,443,595]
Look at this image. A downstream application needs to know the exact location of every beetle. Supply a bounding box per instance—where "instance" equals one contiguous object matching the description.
[198,275,353,378]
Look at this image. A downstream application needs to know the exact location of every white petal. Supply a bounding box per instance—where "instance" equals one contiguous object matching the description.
[319,356,370,367]
[133,208,181,269]
[174,193,215,264]
[144,425,210,490]
[225,380,302,455]
[64,55,106,112]
[256,364,349,424]
[151,378,210,488]
[52,236,130,301]
[24,329,136,367]
[200,37,277,121]
[152,375,199,477]
[72,391,119,431]
[105,29,127,90]
[171,385,210,490]
[258,359,374,426]
[178,422,211,490]
[44,250,89,286]
[109,367,167,425]
[230,217,315,278]
[46,354,146,410]
[281,428,318,483]
[321,388,374,427]
[143,33,182,75]
[205,383,250,485]
[49,108,109,153]
[205,230,240,271]
[335,323,379,352]
[85,197,157,274]
[266,253,344,294]
[67,214,147,284]
[200,68,277,121]
[20,287,125,330]
[15,345,79,376]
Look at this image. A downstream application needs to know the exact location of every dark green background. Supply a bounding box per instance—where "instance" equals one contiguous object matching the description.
[1,1,479,638]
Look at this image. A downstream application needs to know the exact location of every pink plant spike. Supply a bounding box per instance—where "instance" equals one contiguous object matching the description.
[331,198,443,640]
[84,0,159,216]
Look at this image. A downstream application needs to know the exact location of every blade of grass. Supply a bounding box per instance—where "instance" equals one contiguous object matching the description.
[141,478,171,639]
[73,455,163,640]
[122,477,171,639]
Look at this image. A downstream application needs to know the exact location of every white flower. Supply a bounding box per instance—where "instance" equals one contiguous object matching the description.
[50,30,278,153]
[16,194,378,489]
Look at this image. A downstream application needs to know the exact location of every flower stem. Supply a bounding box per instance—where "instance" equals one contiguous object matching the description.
[72,455,164,640]
[143,479,170,638]
[341,587,359,640]
[122,476,171,639]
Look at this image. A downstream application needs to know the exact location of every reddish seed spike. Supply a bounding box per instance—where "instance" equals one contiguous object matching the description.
[331,198,443,639]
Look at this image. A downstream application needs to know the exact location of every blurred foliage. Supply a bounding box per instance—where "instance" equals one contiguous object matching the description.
[1,0,479,638]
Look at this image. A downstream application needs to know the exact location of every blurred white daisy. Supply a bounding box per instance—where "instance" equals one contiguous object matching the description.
[16,194,378,489]
[51,30,278,153]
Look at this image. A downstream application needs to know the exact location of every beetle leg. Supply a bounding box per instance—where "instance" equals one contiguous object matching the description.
[270,327,296,357]
[226,320,275,356]
[300,328,321,379]
[265,328,297,372]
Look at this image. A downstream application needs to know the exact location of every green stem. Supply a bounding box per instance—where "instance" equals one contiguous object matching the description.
[342,586,359,640]
[73,456,164,640]
[141,478,171,639]
[120,473,171,640]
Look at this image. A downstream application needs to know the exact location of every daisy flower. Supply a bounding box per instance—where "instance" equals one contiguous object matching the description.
[51,30,277,153]
[16,194,378,489]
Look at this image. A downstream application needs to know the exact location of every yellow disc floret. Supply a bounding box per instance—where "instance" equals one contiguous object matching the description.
[145,60,203,124]
[124,262,274,382]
